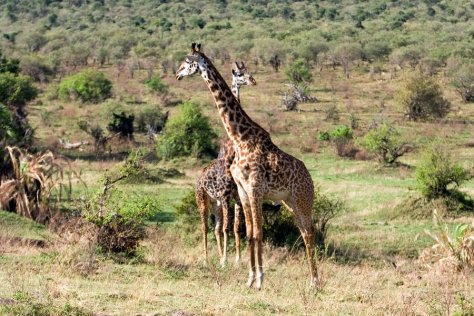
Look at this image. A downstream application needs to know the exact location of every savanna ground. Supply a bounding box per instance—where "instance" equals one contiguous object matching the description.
[1,61,474,315]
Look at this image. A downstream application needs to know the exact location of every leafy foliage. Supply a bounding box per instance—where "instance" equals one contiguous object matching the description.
[174,189,199,229]
[83,151,160,253]
[450,63,474,102]
[263,189,344,249]
[397,73,451,121]
[0,51,20,74]
[58,69,112,103]
[358,122,410,164]
[108,111,134,140]
[135,105,168,134]
[144,75,169,94]
[0,72,37,107]
[312,188,345,249]
[0,103,21,144]
[284,59,312,84]
[329,125,354,157]
[416,147,470,199]
[156,102,217,159]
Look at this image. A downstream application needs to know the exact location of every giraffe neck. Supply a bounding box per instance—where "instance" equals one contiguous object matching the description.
[197,56,268,145]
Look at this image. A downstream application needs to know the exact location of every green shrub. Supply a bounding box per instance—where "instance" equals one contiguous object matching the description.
[284,59,313,84]
[0,72,37,107]
[156,102,217,159]
[330,125,354,157]
[358,123,410,164]
[317,130,330,141]
[313,188,345,249]
[145,75,169,94]
[0,103,21,143]
[136,105,168,134]
[416,147,470,199]
[174,189,199,228]
[108,111,134,139]
[0,51,20,74]
[83,153,160,254]
[58,69,112,103]
[397,73,450,121]
[450,64,474,102]
[263,189,344,249]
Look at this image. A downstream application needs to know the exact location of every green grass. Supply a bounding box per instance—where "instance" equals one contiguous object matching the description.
[0,211,55,242]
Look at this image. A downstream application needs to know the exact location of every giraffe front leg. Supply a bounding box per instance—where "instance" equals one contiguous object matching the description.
[249,193,264,290]
[236,185,255,287]
[220,197,231,267]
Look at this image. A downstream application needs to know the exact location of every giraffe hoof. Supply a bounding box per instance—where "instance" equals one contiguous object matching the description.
[220,258,227,268]
[256,272,264,290]
[246,277,255,288]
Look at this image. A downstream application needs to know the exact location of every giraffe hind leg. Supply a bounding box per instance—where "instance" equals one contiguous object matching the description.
[282,198,319,287]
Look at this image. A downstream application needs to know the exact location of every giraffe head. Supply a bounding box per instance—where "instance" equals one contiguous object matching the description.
[232,62,256,87]
[175,43,203,80]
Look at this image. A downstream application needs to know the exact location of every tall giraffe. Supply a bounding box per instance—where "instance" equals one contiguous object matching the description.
[196,62,256,265]
[176,43,317,289]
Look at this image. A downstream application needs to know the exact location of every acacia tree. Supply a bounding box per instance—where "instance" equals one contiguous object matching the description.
[334,43,362,78]
[397,73,450,121]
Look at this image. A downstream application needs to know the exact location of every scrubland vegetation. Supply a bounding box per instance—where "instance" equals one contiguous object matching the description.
[1,0,474,315]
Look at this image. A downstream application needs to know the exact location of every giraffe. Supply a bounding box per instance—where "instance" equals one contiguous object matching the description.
[195,62,256,265]
[176,43,318,290]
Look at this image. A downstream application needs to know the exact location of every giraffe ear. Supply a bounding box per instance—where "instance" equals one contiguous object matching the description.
[191,42,196,51]
[232,69,237,76]
[196,43,202,52]
[232,62,239,71]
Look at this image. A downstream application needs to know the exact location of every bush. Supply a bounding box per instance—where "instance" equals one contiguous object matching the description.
[136,106,168,134]
[83,153,160,254]
[0,103,21,144]
[156,102,217,159]
[108,111,134,140]
[358,122,410,164]
[0,72,37,108]
[330,125,354,157]
[450,64,474,102]
[313,188,345,249]
[145,75,169,94]
[397,73,450,121]
[58,69,112,103]
[284,59,312,84]
[0,51,20,74]
[174,190,199,229]
[416,147,470,199]
[317,130,330,141]
[262,189,344,249]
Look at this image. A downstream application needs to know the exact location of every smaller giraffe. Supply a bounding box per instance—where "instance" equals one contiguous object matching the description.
[231,62,256,101]
[195,63,256,265]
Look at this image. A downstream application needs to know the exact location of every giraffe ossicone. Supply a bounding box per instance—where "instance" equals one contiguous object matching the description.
[176,43,318,290]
